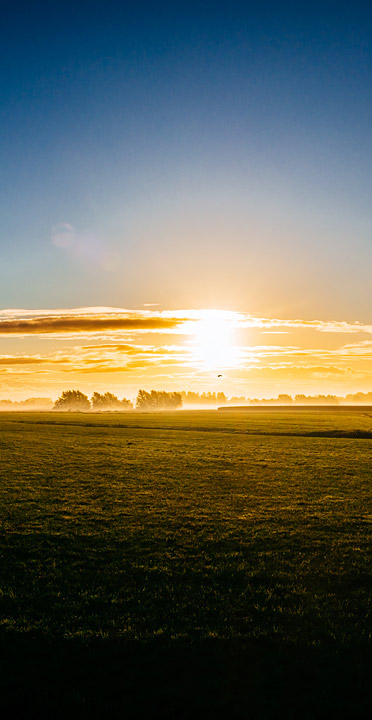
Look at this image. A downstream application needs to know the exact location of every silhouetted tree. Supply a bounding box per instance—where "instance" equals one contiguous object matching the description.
[229,396,247,405]
[136,390,182,411]
[294,394,339,405]
[91,392,120,410]
[0,397,53,410]
[180,391,226,406]
[54,390,90,411]
[277,394,293,404]
[22,397,53,409]
[91,392,133,411]
[120,397,133,410]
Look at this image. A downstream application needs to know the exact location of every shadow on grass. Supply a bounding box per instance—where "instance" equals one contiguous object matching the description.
[1,631,372,719]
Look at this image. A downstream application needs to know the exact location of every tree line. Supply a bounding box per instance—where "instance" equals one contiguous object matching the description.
[53,389,182,411]
[180,391,227,406]
[53,389,358,412]
[3,390,372,413]
[53,389,227,411]
[54,390,133,411]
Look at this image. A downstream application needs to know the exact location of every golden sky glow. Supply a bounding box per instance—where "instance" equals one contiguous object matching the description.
[1,307,372,401]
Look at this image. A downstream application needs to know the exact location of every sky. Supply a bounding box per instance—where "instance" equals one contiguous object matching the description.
[1,1,372,400]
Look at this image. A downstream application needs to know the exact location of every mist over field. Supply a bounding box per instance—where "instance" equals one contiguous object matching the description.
[3,390,372,412]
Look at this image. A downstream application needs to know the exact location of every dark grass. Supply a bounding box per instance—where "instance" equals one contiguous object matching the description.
[1,409,372,717]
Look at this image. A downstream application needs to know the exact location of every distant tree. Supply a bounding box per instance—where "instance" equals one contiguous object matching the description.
[277,394,293,404]
[181,391,226,406]
[22,397,53,409]
[54,390,90,411]
[120,397,133,410]
[91,392,133,411]
[0,397,53,410]
[345,392,372,404]
[181,391,200,405]
[136,390,182,411]
[295,394,339,405]
[315,395,339,405]
[200,392,217,405]
[229,396,247,405]
[91,391,121,410]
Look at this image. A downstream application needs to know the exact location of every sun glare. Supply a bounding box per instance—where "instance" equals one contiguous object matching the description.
[191,310,239,371]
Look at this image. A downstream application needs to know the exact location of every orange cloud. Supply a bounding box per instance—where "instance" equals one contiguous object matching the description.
[0,313,184,336]
[238,315,372,334]
[0,356,45,364]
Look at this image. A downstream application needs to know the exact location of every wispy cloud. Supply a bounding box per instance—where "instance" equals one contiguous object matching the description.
[231,365,368,381]
[0,310,186,336]
[51,224,120,272]
[0,342,190,374]
[0,356,45,365]
[237,315,372,334]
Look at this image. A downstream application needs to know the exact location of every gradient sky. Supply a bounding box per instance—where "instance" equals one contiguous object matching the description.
[1,1,372,399]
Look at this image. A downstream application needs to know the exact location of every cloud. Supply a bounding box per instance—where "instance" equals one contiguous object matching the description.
[0,342,191,378]
[232,365,369,381]
[51,224,120,272]
[51,223,75,248]
[237,315,372,334]
[0,311,185,336]
[0,356,45,365]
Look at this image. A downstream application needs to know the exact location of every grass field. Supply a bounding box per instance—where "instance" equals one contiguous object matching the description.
[1,408,372,718]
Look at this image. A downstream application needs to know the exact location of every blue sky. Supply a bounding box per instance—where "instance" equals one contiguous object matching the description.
[1,2,372,398]
[1,1,372,314]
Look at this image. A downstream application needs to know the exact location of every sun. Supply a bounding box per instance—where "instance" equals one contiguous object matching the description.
[191,310,238,371]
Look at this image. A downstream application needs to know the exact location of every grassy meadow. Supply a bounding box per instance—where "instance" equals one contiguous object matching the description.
[1,408,372,717]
